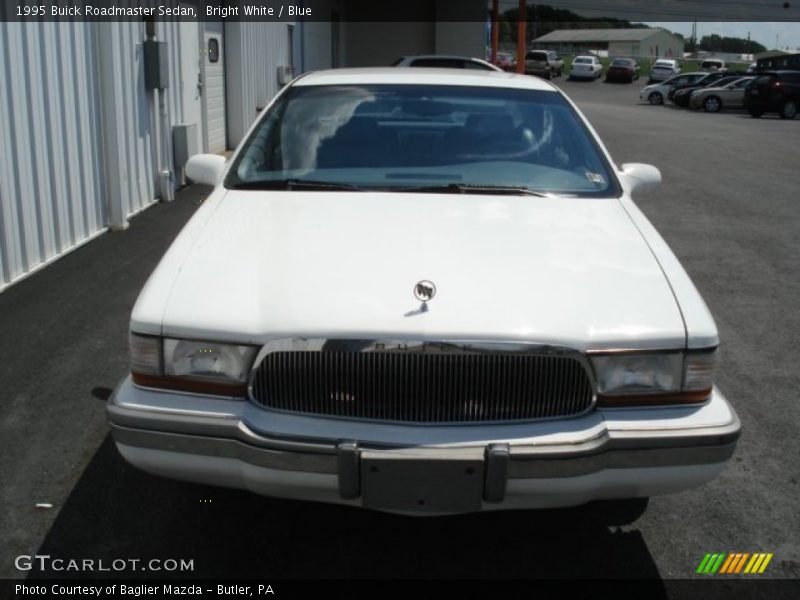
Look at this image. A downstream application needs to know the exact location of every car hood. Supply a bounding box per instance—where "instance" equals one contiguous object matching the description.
[138,190,686,352]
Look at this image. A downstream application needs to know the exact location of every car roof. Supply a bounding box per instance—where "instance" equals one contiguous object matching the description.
[294,67,558,91]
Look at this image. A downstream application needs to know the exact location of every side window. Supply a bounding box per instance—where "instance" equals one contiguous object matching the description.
[412,58,460,69]
[208,38,220,63]
[463,61,487,70]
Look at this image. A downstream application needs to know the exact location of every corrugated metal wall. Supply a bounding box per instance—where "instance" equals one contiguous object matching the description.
[0,20,317,294]
[0,21,193,293]
[225,22,291,147]
[106,21,159,218]
[0,22,107,292]
[100,20,189,218]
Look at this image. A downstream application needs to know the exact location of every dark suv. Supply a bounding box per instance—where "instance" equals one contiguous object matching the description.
[743,71,800,119]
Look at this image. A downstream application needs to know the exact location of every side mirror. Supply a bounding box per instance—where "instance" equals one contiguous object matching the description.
[620,163,661,193]
[185,154,227,187]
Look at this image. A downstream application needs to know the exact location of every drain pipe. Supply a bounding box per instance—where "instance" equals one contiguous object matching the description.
[158,88,175,203]
[146,19,174,202]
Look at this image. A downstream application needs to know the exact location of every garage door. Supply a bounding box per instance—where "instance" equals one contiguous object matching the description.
[203,21,227,153]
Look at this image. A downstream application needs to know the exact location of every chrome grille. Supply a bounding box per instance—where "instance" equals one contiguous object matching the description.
[250,347,594,423]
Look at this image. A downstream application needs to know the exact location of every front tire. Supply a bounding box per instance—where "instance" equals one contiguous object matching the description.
[749,109,763,118]
[703,96,722,113]
[648,91,664,105]
[780,100,797,119]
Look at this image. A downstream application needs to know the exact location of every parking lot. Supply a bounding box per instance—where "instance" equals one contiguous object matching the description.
[1,76,799,584]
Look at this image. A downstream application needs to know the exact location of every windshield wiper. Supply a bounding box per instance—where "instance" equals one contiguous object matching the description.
[228,179,367,191]
[401,183,554,197]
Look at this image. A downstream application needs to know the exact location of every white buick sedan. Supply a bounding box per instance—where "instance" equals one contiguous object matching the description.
[108,68,740,515]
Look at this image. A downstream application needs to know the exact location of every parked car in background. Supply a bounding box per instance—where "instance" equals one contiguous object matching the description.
[700,58,726,72]
[110,67,740,516]
[667,71,729,103]
[605,58,640,83]
[744,70,800,119]
[688,76,754,112]
[393,55,502,71]
[569,55,603,80]
[649,59,681,83]
[672,75,744,107]
[745,63,758,74]
[492,51,516,72]
[639,72,708,105]
[524,50,564,79]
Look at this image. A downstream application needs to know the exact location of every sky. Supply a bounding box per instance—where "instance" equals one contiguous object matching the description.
[646,22,800,51]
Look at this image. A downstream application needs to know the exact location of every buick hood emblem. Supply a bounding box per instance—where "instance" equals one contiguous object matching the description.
[414,280,436,302]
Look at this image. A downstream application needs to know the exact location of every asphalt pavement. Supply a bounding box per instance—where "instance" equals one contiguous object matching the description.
[0,77,798,587]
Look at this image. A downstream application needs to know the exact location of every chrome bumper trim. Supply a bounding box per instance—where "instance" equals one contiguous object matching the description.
[109,399,740,483]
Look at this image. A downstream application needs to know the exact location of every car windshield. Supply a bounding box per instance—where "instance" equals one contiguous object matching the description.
[611,59,632,66]
[574,57,592,64]
[226,84,620,197]
[654,61,673,68]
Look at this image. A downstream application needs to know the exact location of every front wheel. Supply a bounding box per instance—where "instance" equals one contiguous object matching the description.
[544,70,552,80]
[780,100,798,119]
[648,91,664,105]
[704,96,722,113]
[748,109,763,118]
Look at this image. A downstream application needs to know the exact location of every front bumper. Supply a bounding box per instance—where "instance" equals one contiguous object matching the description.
[108,375,740,515]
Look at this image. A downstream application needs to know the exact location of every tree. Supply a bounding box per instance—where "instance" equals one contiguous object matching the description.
[500,4,647,44]
[699,34,766,54]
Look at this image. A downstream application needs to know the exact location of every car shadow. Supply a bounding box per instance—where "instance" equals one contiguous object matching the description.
[27,434,667,584]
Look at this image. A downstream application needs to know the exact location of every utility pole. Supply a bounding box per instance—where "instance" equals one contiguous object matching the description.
[516,0,526,74]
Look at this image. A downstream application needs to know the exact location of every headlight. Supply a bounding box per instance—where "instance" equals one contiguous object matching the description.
[130,333,257,396]
[591,348,717,407]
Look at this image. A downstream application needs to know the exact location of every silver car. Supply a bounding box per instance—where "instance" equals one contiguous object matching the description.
[649,59,681,83]
[392,55,502,72]
[689,77,754,112]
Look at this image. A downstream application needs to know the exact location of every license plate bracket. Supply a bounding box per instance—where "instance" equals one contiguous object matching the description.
[360,450,484,513]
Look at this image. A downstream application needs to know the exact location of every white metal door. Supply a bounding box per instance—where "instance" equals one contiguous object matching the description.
[179,15,203,156]
[202,21,227,153]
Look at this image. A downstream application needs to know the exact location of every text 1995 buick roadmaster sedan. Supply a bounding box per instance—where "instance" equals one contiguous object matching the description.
[108,68,740,515]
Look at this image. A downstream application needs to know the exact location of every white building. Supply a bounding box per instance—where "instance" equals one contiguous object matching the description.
[533,28,685,60]
[0,1,486,294]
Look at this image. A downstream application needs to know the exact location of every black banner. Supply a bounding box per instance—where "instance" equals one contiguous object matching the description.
[0,0,798,22]
[4,578,800,599]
